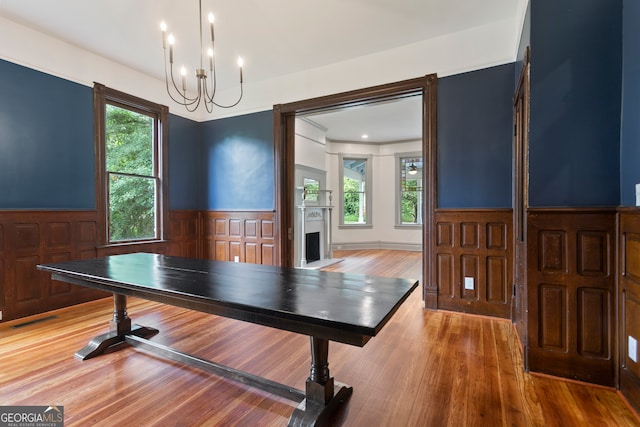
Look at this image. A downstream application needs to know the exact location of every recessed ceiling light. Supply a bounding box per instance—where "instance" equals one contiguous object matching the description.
[361,134,369,139]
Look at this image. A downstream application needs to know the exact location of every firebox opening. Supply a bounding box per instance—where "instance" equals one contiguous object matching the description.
[305,232,321,263]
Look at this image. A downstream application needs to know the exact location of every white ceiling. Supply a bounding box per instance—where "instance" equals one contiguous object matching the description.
[304,95,423,143]
[0,0,522,141]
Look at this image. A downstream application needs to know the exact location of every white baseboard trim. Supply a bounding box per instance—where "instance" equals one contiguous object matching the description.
[332,241,422,252]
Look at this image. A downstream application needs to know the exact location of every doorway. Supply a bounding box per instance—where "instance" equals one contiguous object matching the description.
[273,75,438,307]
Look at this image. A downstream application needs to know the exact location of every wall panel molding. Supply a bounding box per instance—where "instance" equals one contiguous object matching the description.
[0,209,200,322]
[0,210,105,321]
[433,209,513,318]
[201,211,278,266]
[618,208,640,414]
[528,208,615,386]
[165,210,199,258]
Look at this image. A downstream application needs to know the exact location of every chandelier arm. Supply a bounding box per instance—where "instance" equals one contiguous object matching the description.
[163,52,195,107]
[204,88,214,113]
[191,78,205,112]
[164,64,195,107]
[169,64,194,105]
[203,60,217,103]
[211,83,243,109]
[180,78,205,113]
[170,65,201,105]
[181,89,200,113]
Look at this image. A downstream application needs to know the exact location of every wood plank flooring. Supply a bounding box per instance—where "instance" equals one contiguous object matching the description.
[0,249,637,426]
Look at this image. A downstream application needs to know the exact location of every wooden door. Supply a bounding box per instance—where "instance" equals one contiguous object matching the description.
[513,47,530,365]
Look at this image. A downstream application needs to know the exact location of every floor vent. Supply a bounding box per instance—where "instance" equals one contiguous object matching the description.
[11,315,58,329]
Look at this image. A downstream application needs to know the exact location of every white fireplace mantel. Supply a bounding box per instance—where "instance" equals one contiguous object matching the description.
[297,204,333,268]
[296,188,333,268]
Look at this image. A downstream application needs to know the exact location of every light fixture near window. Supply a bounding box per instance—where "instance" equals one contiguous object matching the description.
[160,0,244,113]
[408,162,418,175]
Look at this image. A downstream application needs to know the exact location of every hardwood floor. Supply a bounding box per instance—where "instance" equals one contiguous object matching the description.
[0,250,637,426]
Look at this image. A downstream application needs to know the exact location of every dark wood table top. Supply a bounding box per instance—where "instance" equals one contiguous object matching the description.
[38,253,419,346]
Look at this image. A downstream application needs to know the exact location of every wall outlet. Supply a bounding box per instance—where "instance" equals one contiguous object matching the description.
[233,256,239,263]
[0,310,2,321]
[464,277,475,290]
[629,336,638,363]
[636,183,640,206]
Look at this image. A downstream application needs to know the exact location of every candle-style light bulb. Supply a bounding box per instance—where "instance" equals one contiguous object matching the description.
[180,66,187,91]
[208,48,214,71]
[237,57,244,83]
[208,13,215,43]
[160,21,167,48]
[168,33,175,63]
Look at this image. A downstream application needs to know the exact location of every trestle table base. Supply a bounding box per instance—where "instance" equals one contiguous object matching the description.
[75,293,352,426]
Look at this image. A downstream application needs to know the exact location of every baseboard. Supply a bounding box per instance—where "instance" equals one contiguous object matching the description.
[332,241,422,252]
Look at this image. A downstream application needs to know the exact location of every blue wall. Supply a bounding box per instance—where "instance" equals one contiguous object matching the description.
[201,110,274,210]
[620,0,640,206]
[168,114,201,210]
[0,58,203,211]
[4,6,629,213]
[529,0,622,207]
[0,58,521,212]
[437,63,515,208]
[0,59,94,209]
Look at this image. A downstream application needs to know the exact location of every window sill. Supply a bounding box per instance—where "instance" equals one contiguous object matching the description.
[338,224,373,230]
[394,224,422,230]
[97,240,169,249]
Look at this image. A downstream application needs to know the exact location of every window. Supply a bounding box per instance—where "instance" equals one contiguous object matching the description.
[397,154,423,226]
[339,154,372,227]
[94,83,168,244]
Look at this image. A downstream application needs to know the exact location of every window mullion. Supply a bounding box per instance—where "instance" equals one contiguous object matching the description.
[108,171,155,180]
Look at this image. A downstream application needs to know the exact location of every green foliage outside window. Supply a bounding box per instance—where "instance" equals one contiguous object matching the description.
[105,105,156,242]
[401,179,420,223]
[400,157,422,224]
[343,177,365,223]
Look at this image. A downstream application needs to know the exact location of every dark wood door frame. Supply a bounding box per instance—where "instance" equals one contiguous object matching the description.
[273,74,438,308]
[513,47,530,366]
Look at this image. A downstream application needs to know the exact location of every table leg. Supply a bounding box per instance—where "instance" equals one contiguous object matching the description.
[307,337,334,404]
[75,293,159,361]
[288,337,353,426]
[109,293,131,334]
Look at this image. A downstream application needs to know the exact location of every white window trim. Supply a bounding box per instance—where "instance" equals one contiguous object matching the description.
[395,151,423,229]
[338,153,373,229]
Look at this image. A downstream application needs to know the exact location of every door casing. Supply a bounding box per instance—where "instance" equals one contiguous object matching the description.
[273,75,438,307]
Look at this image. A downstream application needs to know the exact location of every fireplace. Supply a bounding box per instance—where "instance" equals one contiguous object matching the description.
[305,232,321,263]
[296,187,334,268]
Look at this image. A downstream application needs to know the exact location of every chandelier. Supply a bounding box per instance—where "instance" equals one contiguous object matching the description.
[160,0,244,113]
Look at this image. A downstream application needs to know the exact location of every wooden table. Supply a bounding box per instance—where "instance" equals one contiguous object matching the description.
[37,253,418,426]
